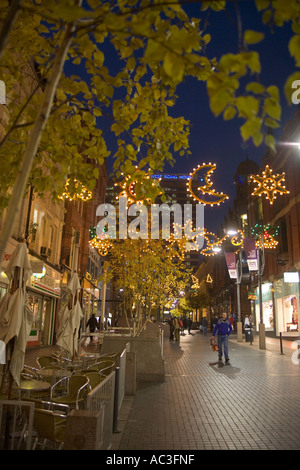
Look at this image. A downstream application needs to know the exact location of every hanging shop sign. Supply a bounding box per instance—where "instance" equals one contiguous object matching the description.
[224,252,237,279]
[243,238,258,271]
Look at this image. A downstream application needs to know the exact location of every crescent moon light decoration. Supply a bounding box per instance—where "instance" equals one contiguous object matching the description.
[187,163,229,206]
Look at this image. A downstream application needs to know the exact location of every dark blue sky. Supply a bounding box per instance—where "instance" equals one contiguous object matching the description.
[71,2,298,234]
[162,1,297,232]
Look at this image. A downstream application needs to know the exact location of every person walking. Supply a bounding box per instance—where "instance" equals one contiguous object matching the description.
[202,317,208,335]
[173,316,180,342]
[86,313,99,342]
[212,312,232,364]
[169,318,175,341]
[187,317,193,334]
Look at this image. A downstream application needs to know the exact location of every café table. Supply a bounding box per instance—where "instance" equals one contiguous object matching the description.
[19,379,51,398]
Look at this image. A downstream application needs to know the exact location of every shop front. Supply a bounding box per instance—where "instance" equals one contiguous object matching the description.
[1,243,61,347]
[27,259,61,347]
[255,275,300,337]
[255,282,274,333]
[82,275,100,327]
[273,275,299,337]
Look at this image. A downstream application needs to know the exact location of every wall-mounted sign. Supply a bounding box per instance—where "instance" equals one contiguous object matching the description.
[243,238,258,271]
[284,272,299,283]
[225,252,237,279]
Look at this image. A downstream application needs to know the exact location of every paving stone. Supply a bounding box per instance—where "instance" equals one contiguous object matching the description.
[114,331,300,451]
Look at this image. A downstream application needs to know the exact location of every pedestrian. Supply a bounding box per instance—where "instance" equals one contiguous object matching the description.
[173,317,180,342]
[202,317,208,335]
[211,316,218,333]
[178,318,184,335]
[187,317,193,334]
[86,313,99,342]
[212,312,232,364]
[244,315,250,329]
[169,318,175,341]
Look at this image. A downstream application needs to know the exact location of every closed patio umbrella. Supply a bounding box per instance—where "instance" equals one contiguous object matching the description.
[0,242,33,389]
[56,273,83,358]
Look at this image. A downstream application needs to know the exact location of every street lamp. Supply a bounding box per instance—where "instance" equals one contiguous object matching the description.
[235,248,243,342]
[257,234,266,349]
[213,232,243,342]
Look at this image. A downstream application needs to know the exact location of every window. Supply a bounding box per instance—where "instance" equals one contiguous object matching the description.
[240,213,248,233]
[254,197,263,222]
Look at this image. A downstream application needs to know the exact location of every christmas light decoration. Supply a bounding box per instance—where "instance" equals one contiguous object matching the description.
[166,219,205,259]
[200,229,244,256]
[250,165,289,204]
[89,227,113,256]
[191,275,200,289]
[251,223,279,250]
[187,163,229,206]
[115,170,160,205]
[58,179,93,202]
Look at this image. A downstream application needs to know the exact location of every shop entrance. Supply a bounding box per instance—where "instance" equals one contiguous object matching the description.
[28,293,52,346]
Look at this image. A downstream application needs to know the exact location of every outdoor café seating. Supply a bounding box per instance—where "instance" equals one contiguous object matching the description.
[31,407,66,450]
[86,359,115,372]
[82,370,106,390]
[21,399,69,450]
[36,356,59,368]
[50,375,90,410]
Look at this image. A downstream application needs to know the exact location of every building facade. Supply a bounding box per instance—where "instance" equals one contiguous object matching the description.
[248,107,300,338]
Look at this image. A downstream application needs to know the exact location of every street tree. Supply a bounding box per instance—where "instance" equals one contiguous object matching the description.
[103,237,189,335]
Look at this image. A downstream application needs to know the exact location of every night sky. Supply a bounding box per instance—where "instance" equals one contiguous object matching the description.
[73,2,298,234]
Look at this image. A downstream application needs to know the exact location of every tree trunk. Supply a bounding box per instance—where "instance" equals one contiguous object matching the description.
[0,0,23,61]
[0,1,81,269]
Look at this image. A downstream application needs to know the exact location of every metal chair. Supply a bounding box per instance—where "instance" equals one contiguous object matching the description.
[82,371,106,390]
[86,360,115,372]
[99,352,119,360]
[50,375,90,409]
[36,356,59,368]
[99,363,115,377]
[31,408,66,450]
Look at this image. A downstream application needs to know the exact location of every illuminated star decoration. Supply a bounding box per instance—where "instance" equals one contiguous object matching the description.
[250,165,289,204]
[58,179,92,201]
[167,220,205,259]
[187,163,229,206]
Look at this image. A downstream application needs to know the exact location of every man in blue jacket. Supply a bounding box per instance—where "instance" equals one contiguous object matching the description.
[212,312,232,364]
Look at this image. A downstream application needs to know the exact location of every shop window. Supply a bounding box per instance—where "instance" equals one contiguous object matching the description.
[277,295,298,333]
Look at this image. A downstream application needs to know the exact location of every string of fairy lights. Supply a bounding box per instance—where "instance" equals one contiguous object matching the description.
[79,160,289,258]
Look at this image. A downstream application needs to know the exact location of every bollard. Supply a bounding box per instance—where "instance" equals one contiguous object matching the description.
[280,332,284,355]
[113,367,121,433]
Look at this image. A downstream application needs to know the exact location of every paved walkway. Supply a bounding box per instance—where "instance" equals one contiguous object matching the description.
[112,331,300,451]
